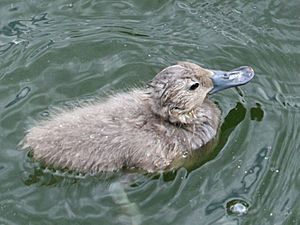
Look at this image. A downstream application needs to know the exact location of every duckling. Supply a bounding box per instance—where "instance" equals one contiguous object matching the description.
[23,61,254,173]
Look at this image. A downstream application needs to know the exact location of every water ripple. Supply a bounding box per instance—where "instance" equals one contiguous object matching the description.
[5,86,31,108]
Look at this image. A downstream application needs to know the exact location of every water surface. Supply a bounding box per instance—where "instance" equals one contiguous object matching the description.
[1,0,300,224]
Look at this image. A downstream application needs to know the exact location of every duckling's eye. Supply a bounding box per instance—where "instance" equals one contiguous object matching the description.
[171,106,181,111]
[189,82,199,91]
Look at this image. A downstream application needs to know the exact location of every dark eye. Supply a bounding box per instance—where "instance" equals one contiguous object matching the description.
[172,106,180,110]
[189,82,199,91]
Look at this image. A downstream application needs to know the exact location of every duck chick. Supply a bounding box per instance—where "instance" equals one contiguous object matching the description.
[23,61,254,173]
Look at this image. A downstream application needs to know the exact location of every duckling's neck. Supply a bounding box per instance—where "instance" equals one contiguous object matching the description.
[136,89,221,151]
[173,99,221,148]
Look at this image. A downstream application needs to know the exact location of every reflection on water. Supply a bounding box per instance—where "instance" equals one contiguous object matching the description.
[226,199,249,216]
[250,103,264,121]
[1,0,300,224]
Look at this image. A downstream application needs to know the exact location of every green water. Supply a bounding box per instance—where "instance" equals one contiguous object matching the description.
[1,0,300,224]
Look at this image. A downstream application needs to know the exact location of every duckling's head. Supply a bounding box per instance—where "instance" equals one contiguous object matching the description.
[149,61,254,124]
